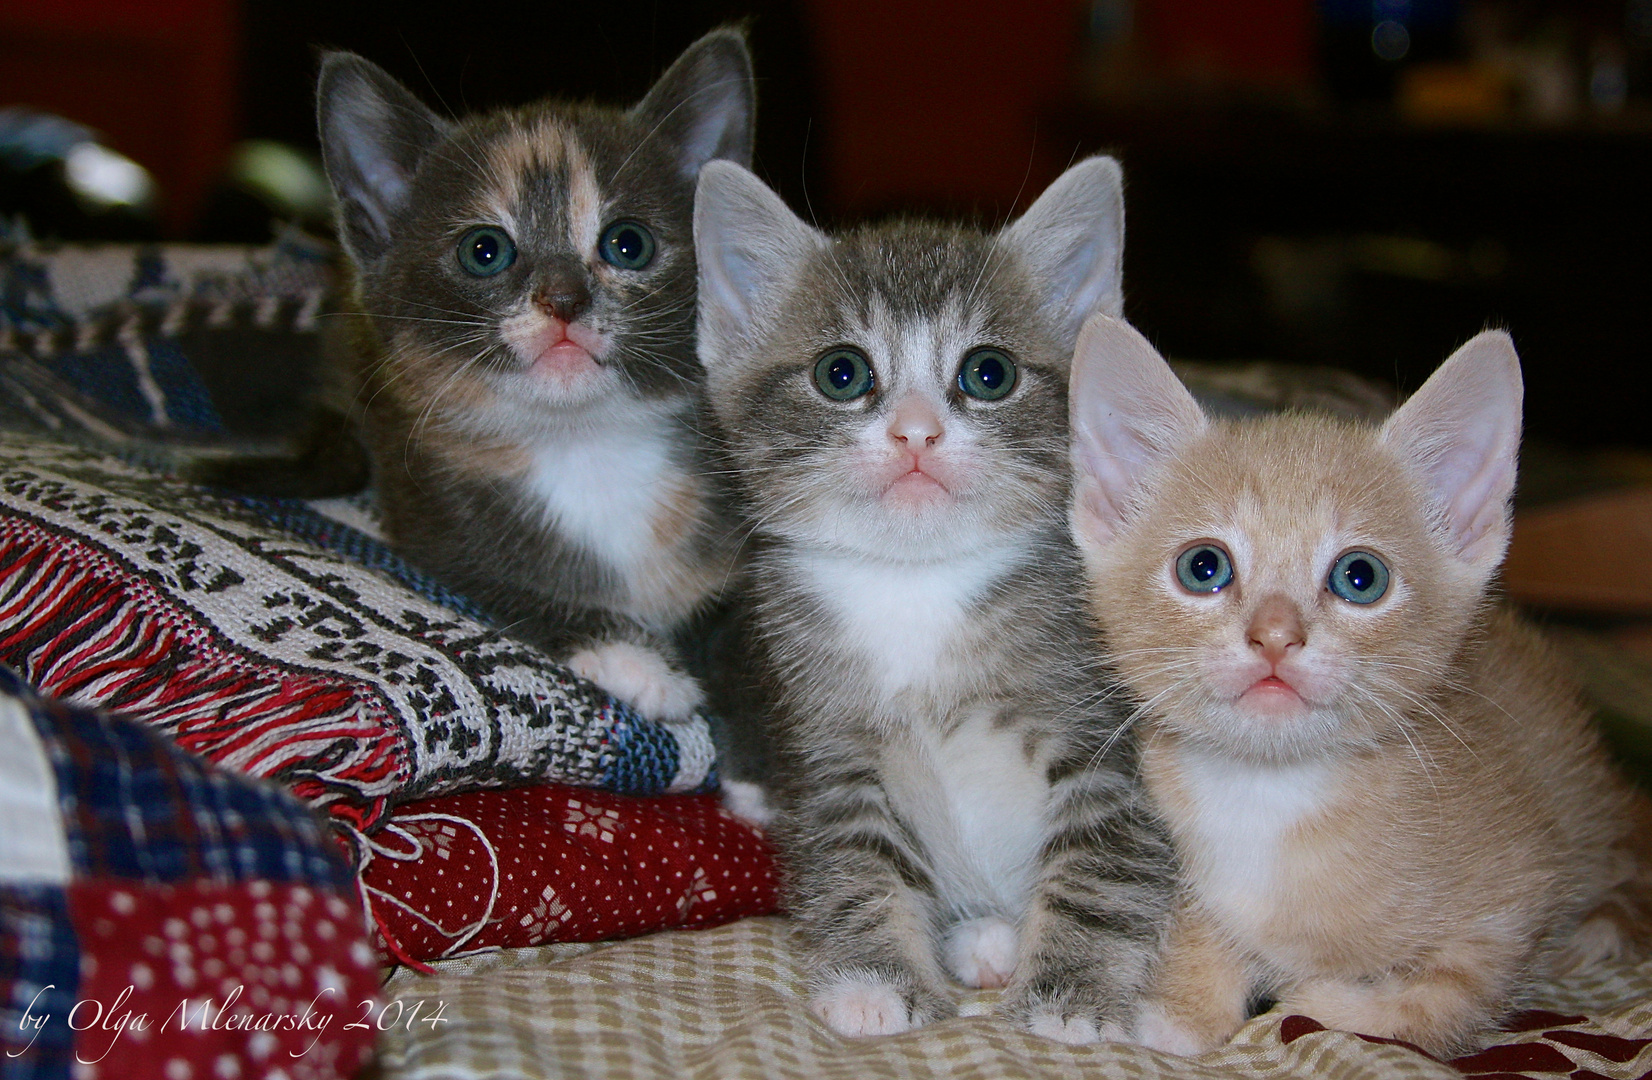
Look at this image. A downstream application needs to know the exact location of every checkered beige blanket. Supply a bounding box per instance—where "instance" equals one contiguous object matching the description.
[375,916,1652,1079]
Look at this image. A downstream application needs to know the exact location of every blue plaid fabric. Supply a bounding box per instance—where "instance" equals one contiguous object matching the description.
[0,668,364,1078]
[0,667,352,889]
[0,888,77,1080]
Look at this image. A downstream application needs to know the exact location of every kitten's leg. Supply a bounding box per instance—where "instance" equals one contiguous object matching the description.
[1280,936,1524,1057]
[1001,765,1176,1044]
[1133,901,1252,1056]
[791,759,956,1037]
[1556,797,1652,972]
[689,606,780,828]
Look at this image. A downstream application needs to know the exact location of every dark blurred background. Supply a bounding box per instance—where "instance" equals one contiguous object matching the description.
[2,0,1648,449]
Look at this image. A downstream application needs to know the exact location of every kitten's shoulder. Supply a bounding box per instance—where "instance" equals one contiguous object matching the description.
[1468,604,1610,751]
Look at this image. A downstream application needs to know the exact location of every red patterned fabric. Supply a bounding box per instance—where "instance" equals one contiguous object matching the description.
[358,786,780,963]
[66,880,379,1080]
[0,670,379,1080]
[0,522,405,823]
[1280,1012,1652,1077]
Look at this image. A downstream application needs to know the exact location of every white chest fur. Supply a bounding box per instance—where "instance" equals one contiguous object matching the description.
[793,549,1007,703]
[881,706,1049,914]
[520,399,706,622]
[1169,749,1335,939]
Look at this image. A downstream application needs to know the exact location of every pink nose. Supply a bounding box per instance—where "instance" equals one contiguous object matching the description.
[1247,594,1306,665]
[888,394,943,449]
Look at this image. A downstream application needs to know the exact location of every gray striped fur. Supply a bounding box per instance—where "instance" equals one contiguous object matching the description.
[694,160,1176,1040]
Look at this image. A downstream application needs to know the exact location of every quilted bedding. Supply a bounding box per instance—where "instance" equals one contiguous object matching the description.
[375,918,1652,1080]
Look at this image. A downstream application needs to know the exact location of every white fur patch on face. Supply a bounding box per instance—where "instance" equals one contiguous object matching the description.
[561,132,604,261]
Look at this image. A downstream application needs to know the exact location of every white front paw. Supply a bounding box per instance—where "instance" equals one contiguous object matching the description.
[567,641,704,722]
[811,978,912,1038]
[719,779,774,828]
[1026,1013,1121,1045]
[1134,1001,1212,1056]
[943,916,1019,989]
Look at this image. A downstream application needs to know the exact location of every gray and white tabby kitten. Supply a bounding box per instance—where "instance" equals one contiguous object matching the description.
[693,159,1176,1041]
[315,30,753,720]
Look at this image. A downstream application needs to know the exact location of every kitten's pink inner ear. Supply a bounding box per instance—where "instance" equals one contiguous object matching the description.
[1067,314,1206,547]
[692,161,824,365]
[1379,330,1524,570]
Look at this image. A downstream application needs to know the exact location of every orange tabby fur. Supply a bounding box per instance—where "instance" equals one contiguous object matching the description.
[1066,315,1652,1057]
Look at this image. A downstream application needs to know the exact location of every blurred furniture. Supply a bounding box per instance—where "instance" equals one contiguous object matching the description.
[0,0,238,234]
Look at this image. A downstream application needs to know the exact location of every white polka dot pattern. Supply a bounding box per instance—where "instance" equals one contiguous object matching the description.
[359,785,779,963]
[64,881,379,1079]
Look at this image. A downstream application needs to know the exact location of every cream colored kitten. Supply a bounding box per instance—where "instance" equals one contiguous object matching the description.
[1066,314,1652,1057]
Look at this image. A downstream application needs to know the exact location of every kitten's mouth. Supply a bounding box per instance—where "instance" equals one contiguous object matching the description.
[535,339,598,371]
[1241,675,1304,708]
[884,466,951,501]
[525,324,610,394]
[503,313,609,389]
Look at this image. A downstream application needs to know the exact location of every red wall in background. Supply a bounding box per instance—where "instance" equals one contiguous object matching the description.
[0,0,238,234]
[801,0,1087,220]
[1136,0,1315,86]
[798,0,1316,220]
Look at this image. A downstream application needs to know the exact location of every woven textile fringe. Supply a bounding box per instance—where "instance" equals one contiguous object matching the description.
[0,435,717,831]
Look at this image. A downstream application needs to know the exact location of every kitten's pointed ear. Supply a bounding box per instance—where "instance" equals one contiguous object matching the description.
[632,27,755,180]
[1380,330,1523,571]
[316,52,451,271]
[1068,313,1206,548]
[695,161,826,367]
[1002,155,1125,348]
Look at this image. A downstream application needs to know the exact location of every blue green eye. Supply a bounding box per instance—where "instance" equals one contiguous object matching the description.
[958,348,1017,401]
[599,220,655,270]
[457,226,516,276]
[813,348,874,401]
[1176,544,1233,594]
[1329,550,1389,604]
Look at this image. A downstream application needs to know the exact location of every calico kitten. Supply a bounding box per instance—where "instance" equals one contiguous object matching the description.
[1066,315,1652,1056]
[314,30,753,719]
[692,159,1176,1041]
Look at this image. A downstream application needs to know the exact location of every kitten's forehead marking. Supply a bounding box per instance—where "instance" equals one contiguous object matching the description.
[1226,489,1340,594]
[560,130,603,258]
[859,293,989,396]
[477,118,604,257]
